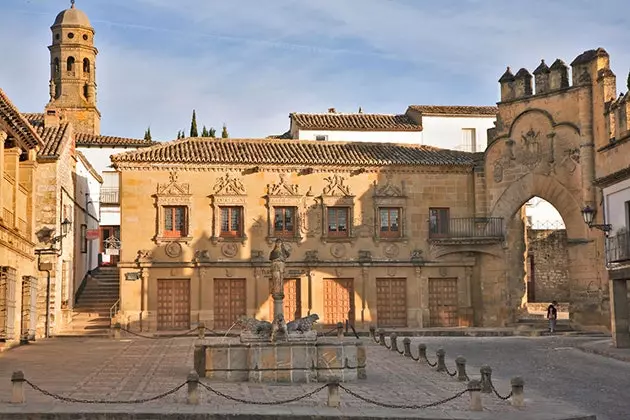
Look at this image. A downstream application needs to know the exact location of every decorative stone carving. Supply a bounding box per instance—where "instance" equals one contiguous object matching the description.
[136,250,152,262]
[358,250,372,262]
[155,171,192,243]
[212,173,246,195]
[493,161,504,183]
[299,197,321,237]
[157,171,190,196]
[383,243,400,259]
[193,250,210,262]
[267,174,299,196]
[387,266,397,277]
[286,314,319,333]
[439,267,448,277]
[238,316,272,335]
[557,147,581,174]
[373,173,404,197]
[519,128,542,169]
[354,212,374,238]
[335,268,343,277]
[410,249,423,261]
[323,174,351,196]
[330,243,347,259]
[225,268,233,278]
[304,250,319,263]
[221,243,239,258]
[165,241,182,258]
[251,250,265,262]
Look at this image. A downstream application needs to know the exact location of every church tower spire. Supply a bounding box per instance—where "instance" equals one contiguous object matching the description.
[45,0,100,135]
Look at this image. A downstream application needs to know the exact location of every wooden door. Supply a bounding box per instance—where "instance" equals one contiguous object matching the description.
[323,278,354,326]
[267,278,301,322]
[100,226,120,265]
[428,278,458,327]
[157,279,190,330]
[214,279,246,329]
[376,278,407,327]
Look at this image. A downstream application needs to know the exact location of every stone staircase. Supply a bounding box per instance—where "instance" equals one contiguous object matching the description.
[57,267,119,337]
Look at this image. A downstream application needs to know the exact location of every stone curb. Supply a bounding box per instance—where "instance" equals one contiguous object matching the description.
[576,340,630,363]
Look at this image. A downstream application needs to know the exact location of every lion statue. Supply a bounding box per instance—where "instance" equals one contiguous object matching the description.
[237,315,272,335]
[287,314,319,333]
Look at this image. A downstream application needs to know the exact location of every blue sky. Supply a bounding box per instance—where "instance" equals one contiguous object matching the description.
[1,0,629,140]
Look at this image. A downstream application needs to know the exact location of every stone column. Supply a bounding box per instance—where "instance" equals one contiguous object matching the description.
[271,260,285,321]
[610,279,630,348]
[4,148,20,228]
[578,85,596,208]
[417,268,430,327]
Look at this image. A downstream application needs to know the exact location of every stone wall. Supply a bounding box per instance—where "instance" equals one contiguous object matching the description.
[526,229,570,302]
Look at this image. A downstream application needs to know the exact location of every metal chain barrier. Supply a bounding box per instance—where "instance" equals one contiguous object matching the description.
[423,353,437,368]
[490,380,513,400]
[25,379,187,404]
[203,327,232,337]
[338,384,467,409]
[444,363,458,377]
[317,326,339,337]
[198,381,327,405]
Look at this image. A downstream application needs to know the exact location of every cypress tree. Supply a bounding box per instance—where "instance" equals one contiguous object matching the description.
[176,130,181,139]
[143,127,152,141]
[209,127,216,138]
[221,124,229,139]
[627,70,630,92]
[190,110,199,137]
[201,126,209,137]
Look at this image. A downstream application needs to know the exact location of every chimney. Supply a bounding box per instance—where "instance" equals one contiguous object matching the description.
[514,68,533,98]
[549,59,569,90]
[499,67,515,102]
[328,108,336,113]
[533,59,550,95]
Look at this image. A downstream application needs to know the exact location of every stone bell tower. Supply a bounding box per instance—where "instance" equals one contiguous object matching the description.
[45,0,100,135]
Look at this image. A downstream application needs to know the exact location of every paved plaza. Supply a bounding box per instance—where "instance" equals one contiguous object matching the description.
[0,333,598,419]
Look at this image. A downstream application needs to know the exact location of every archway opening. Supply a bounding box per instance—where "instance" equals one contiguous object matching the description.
[513,196,569,320]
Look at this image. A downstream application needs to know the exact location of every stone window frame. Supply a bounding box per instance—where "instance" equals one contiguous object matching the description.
[154,195,193,245]
[210,195,248,245]
[219,206,244,239]
[373,194,408,243]
[265,194,303,244]
[320,195,356,244]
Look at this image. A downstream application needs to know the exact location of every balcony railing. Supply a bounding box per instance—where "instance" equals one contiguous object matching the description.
[100,188,119,205]
[606,230,630,264]
[429,217,504,240]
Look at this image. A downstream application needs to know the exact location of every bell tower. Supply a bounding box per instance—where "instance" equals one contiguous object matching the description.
[45,0,100,135]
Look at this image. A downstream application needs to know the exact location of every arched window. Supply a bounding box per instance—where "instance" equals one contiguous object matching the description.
[54,58,60,75]
[83,58,90,73]
[67,56,75,72]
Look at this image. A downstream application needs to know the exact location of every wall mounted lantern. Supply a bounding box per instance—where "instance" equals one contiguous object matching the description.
[581,205,612,232]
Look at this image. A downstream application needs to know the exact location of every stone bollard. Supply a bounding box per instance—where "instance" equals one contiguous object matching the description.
[455,356,468,382]
[356,342,367,380]
[11,371,25,404]
[511,376,525,407]
[417,343,427,361]
[327,381,341,408]
[369,325,376,340]
[113,323,121,340]
[336,322,344,339]
[436,348,446,372]
[402,338,412,357]
[467,380,483,411]
[389,333,398,352]
[377,329,386,346]
[187,371,200,405]
[198,322,205,339]
[480,365,492,393]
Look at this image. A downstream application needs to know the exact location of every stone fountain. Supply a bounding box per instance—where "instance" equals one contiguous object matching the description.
[194,239,366,383]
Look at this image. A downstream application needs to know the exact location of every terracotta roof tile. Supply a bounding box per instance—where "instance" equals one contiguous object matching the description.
[407,105,498,116]
[21,112,70,157]
[0,90,43,150]
[290,112,421,131]
[75,132,156,147]
[111,137,475,168]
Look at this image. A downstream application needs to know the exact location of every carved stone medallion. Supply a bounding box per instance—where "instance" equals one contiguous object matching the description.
[136,249,152,262]
[335,268,343,277]
[383,243,400,259]
[493,161,504,183]
[387,266,397,277]
[330,244,347,259]
[439,267,448,277]
[165,241,182,259]
[221,243,239,258]
[225,268,234,278]
[519,128,542,169]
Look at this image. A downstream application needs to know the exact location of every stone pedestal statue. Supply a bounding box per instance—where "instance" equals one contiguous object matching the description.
[269,239,290,340]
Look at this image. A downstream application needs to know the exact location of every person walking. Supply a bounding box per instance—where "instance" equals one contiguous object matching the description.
[547,300,558,333]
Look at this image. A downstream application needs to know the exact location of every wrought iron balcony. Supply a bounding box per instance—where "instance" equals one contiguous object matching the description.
[99,188,119,205]
[606,230,630,264]
[428,217,504,244]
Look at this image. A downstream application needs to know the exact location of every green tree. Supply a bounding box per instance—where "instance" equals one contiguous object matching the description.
[209,127,216,138]
[190,109,199,137]
[176,130,181,139]
[221,124,229,139]
[143,127,152,141]
[627,70,630,92]
[201,126,209,137]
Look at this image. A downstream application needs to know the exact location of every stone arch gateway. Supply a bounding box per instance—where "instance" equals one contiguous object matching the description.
[472,50,615,328]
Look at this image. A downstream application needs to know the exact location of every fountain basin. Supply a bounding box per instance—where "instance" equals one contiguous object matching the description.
[194,338,367,383]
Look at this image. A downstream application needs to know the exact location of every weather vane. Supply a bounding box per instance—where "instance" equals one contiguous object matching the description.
[71,0,75,7]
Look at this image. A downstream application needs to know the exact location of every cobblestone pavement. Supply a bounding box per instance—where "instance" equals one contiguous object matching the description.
[0,335,592,419]
[407,335,630,420]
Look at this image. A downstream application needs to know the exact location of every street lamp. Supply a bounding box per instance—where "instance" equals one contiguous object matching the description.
[51,218,72,244]
[581,205,612,232]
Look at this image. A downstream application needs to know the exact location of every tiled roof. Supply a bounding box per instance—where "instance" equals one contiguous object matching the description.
[23,112,156,148]
[290,112,422,131]
[76,150,103,183]
[75,132,156,148]
[0,90,43,150]
[407,105,498,116]
[22,112,70,157]
[111,137,475,168]
[266,130,293,139]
